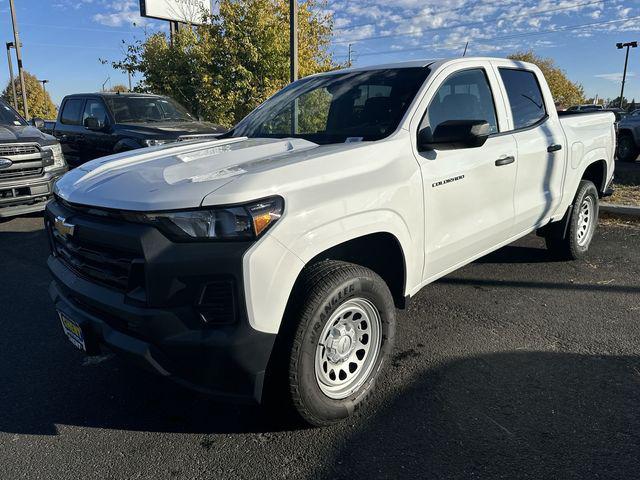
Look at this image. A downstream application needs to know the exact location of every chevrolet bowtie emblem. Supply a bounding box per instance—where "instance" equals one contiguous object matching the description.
[54,215,75,238]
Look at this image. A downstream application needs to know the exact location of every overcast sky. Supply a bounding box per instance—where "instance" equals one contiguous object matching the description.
[0,0,639,109]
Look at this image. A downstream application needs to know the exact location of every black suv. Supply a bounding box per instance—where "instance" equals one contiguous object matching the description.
[44,93,226,164]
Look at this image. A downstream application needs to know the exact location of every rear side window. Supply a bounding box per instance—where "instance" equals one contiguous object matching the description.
[499,69,547,130]
[60,98,84,125]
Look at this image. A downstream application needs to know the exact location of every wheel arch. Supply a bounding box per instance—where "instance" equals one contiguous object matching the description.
[302,232,408,309]
[580,158,608,195]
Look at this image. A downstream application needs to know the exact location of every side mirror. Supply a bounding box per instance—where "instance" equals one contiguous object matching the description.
[418,120,491,151]
[32,117,45,130]
[84,117,102,130]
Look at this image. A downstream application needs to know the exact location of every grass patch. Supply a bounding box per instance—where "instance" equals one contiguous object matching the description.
[609,184,640,207]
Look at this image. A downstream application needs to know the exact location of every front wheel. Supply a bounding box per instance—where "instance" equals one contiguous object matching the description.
[286,260,396,426]
[545,180,599,260]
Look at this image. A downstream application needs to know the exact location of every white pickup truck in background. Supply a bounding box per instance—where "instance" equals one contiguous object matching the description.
[46,57,615,426]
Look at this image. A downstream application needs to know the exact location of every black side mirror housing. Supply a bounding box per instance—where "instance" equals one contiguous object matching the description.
[84,117,102,130]
[418,120,492,151]
[32,117,45,130]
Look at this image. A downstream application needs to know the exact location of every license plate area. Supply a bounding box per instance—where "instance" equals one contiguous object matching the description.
[58,311,86,351]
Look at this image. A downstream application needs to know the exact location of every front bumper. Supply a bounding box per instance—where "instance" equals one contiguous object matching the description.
[45,200,276,403]
[0,168,67,218]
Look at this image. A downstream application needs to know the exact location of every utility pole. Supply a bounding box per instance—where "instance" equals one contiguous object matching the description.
[616,41,638,109]
[289,0,298,136]
[289,0,298,83]
[9,0,28,119]
[5,42,18,110]
[348,43,353,67]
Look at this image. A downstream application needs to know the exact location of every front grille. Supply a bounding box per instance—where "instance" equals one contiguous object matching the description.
[47,221,144,293]
[0,143,46,182]
[0,167,43,180]
[0,144,39,156]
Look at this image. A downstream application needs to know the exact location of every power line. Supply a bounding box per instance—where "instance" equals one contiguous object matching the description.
[332,0,606,45]
[334,15,640,59]
[21,22,139,34]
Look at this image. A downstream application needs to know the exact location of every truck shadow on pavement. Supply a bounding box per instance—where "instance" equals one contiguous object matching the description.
[320,350,640,479]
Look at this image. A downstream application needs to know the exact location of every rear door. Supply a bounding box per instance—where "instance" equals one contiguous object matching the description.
[412,63,518,278]
[54,97,85,165]
[494,66,566,231]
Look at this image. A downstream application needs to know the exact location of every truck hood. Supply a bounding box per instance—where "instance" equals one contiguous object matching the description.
[117,121,227,138]
[54,137,323,211]
[0,124,56,144]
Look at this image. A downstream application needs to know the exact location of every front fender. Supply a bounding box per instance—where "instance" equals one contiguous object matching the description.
[114,138,142,153]
[243,211,417,335]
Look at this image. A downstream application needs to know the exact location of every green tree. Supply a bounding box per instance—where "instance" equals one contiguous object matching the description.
[108,84,129,93]
[112,0,337,127]
[1,70,57,119]
[508,51,585,108]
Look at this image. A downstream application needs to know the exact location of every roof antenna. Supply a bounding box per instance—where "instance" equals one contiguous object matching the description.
[462,41,469,57]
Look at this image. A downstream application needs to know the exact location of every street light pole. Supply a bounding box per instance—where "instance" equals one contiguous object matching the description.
[37,79,49,94]
[9,0,29,119]
[616,41,638,109]
[5,42,18,110]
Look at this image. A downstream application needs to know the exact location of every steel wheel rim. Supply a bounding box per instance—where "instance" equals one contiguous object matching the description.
[576,195,595,247]
[314,297,382,400]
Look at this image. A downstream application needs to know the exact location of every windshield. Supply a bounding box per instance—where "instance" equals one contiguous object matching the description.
[232,67,430,145]
[104,96,196,123]
[0,100,27,126]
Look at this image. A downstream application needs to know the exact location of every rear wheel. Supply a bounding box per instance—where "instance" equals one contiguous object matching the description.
[284,260,396,426]
[617,134,639,162]
[545,180,599,260]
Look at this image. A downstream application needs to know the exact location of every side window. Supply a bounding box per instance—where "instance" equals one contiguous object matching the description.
[60,99,83,125]
[499,68,547,130]
[82,99,108,127]
[423,68,498,135]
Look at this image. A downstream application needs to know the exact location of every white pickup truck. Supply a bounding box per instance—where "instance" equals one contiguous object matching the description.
[46,57,615,426]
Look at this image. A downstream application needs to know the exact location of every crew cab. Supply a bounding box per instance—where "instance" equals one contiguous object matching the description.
[40,93,225,165]
[45,57,615,426]
[0,99,67,218]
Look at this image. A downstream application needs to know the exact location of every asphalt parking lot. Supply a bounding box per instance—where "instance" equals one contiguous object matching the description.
[1,214,639,480]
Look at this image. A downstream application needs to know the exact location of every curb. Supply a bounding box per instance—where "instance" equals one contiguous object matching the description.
[600,202,640,218]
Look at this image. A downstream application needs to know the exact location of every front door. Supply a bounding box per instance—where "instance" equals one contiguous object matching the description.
[80,97,113,161]
[414,67,518,278]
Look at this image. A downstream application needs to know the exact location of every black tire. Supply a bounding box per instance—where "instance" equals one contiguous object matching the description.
[281,260,396,426]
[617,134,639,163]
[545,180,599,260]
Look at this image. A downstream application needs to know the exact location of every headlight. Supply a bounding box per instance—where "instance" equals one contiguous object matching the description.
[142,139,173,147]
[125,196,284,240]
[42,143,67,171]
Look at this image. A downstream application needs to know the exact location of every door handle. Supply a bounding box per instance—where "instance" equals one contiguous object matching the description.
[495,155,515,166]
[547,144,562,152]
